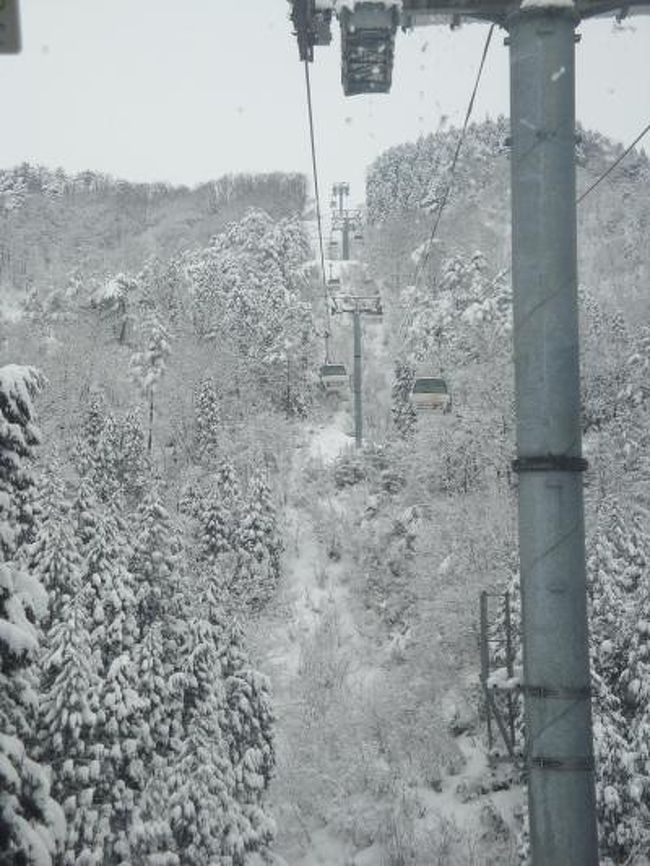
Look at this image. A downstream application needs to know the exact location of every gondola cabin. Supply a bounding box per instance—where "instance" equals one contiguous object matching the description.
[320,363,349,394]
[340,3,398,96]
[410,377,451,412]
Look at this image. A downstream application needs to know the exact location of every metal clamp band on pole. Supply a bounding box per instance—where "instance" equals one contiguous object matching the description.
[529,756,595,772]
[512,455,588,473]
[521,684,592,700]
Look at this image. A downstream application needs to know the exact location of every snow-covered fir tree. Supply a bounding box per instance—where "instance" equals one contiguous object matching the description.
[620,587,650,845]
[26,467,81,628]
[591,669,647,860]
[160,582,275,866]
[164,617,240,866]
[130,310,172,454]
[38,594,103,865]
[587,495,648,686]
[233,468,282,610]
[217,616,276,827]
[129,482,183,633]
[112,409,149,502]
[75,390,108,479]
[0,364,65,865]
[194,376,221,465]
[69,475,102,549]
[196,460,242,568]
[85,522,136,667]
[391,360,417,439]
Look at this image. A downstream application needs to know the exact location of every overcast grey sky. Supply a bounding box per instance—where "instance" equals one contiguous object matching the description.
[2,1,649,207]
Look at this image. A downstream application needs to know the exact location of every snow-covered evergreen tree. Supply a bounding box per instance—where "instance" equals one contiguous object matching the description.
[69,475,102,549]
[112,409,149,502]
[81,505,137,669]
[129,485,182,632]
[186,210,316,412]
[39,595,103,865]
[75,390,108,479]
[0,364,65,865]
[194,376,221,465]
[391,360,417,439]
[197,487,234,568]
[158,586,276,866]
[233,469,282,610]
[92,651,147,864]
[165,618,239,866]
[218,618,275,822]
[621,324,650,410]
[591,670,646,861]
[620,589,650,846]
[80,411,122,504]
[26,470,81,628]
[587,495,648,686]
[130,310,172,454]
[196,460,242,568]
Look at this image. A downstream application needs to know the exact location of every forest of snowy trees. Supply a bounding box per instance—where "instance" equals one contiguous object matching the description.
[2,115,650,865]
[0,199,313,864]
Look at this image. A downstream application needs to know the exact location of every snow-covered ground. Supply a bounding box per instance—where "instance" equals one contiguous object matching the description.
[248,404,523,865]
[307,412,352,465]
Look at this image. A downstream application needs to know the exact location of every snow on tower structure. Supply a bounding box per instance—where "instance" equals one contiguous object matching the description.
[289,0,650,95]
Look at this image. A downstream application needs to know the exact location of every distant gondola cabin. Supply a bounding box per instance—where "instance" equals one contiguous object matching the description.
[410,377,451,412]
[320,363,349,393]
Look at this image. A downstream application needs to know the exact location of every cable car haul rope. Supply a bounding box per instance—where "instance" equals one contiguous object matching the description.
[303,58,332,362]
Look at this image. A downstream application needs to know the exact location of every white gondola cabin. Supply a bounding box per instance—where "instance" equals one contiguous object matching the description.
[320,363,349,394]
[410,377,451,412]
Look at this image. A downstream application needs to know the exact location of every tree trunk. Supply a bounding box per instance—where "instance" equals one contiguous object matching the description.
[148,391,154,454]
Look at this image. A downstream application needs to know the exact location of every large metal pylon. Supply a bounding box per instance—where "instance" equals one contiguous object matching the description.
[508,8,598,862]
[331,293,382,447]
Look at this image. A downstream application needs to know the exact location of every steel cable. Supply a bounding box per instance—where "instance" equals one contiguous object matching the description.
[577,120,650,204]
[413,23,496,286]
[303,59,332,362]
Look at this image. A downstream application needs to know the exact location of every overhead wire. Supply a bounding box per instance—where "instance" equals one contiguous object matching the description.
[398,23,496,347]
[413,23,496,287]
[576,120,650,204]
[303,58,332,362]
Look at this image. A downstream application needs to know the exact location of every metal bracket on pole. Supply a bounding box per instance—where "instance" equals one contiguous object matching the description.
[521,684,592,700]
[529,756,595,772]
